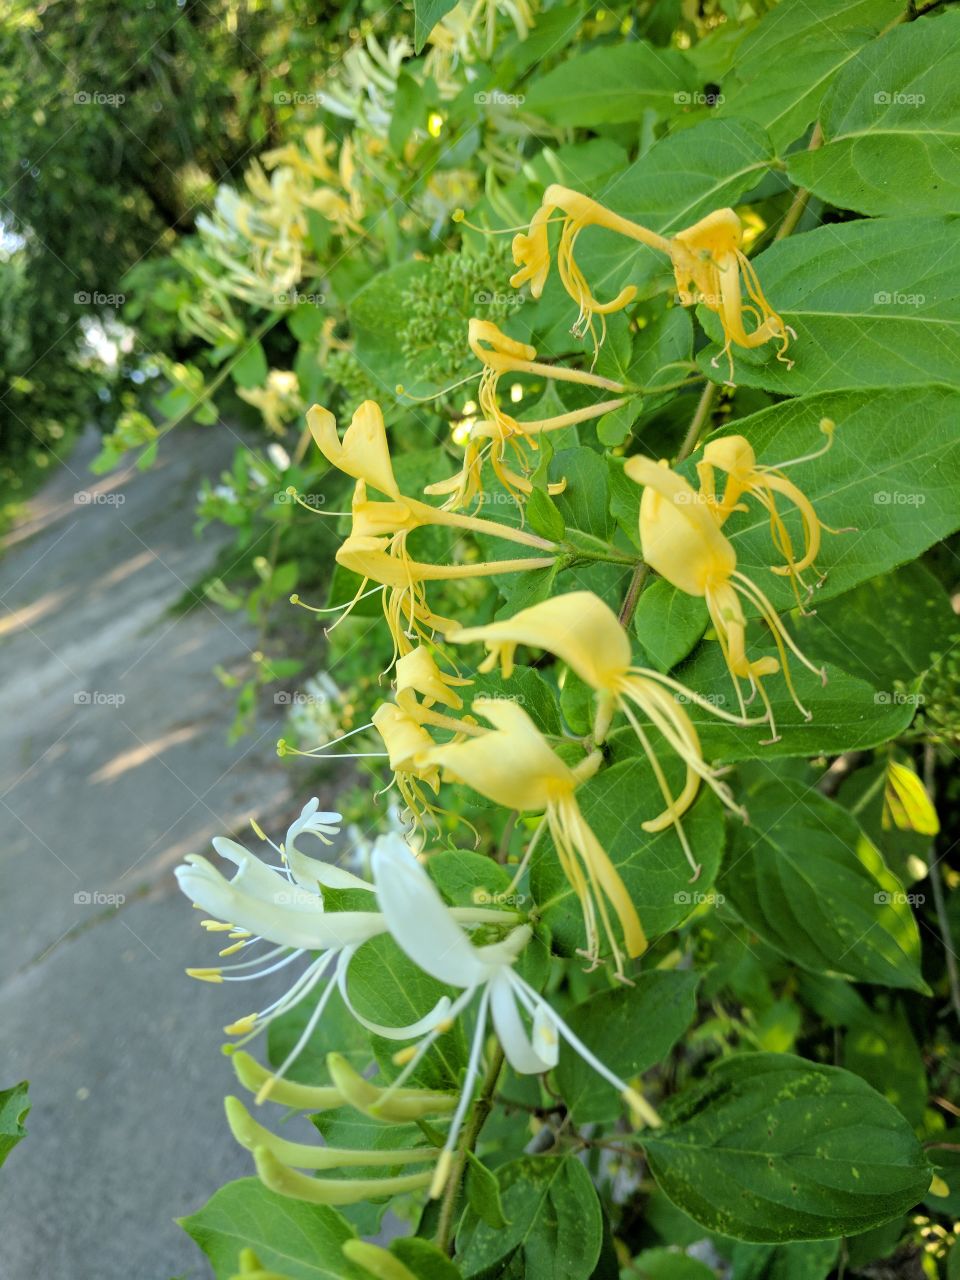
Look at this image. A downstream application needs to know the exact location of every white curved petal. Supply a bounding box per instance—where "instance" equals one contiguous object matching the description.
[372,835,494,990]
[490,971,554,1075]
[175,855,385,952]
[211,837,301,905]
[286,848,373,894]
[335,947,462,1038]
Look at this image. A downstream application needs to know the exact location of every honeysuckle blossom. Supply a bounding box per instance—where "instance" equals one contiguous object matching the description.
[341,835,660,1198]
[423,697,646,976]
[225,1049,457,1207]
[425,319,626,507]
[450,591,754,877]
[695,420,837,603]
[511,186,792,376]
[336,531,555,659]
[307,400,558,656]
[175,801,509,1101]
[625,456,826,740]
[371,701,444,829]
[237,370,303,436]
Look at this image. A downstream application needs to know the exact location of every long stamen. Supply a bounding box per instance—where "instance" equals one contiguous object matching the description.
[430,986,492,1198]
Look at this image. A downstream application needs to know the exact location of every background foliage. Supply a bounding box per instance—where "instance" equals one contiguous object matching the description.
[4,0,960,1277]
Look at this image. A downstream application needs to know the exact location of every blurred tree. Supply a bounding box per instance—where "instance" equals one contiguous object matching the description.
[0,0,370,488]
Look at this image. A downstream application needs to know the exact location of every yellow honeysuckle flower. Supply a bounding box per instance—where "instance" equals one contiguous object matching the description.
[371,696,481,833]
[336,531,554,658]
[262,125,339,185]
[696,419,837,602]
[883,760,940,836]
[450,591,756,878]
[237,370,302,436]
[424,696,646,978]
[395,645,471,714]
[512,186,792,378]
[307,400,557,657]
[626,456,825,741]
[372,701,439,769]
[308,400,400,498]
[425,318,625,507]
[669,207,793,383]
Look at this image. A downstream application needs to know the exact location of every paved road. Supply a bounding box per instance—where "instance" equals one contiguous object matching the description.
[0,426,318,1278]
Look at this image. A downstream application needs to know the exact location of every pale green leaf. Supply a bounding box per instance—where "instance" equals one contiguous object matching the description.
[787,12,960,216]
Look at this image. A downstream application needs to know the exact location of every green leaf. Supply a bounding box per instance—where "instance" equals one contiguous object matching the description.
[843,1005,928,1126]
[470,664,563,737]
[696,385,960,608]
[787,12,960,216]
[457,1155,602,1279]
[413,0,457,54]
[179,1178,365,1280]
[346,934,467,1089]
[391,1237,463,1280]
[576,120,775,308]
[526,486,566,543]
[671,647,913,761]
[794,559,957,691]
[533,770,725,951]
[268,986,370,1086]
[729,1240,839,1280]
[465,1150,510,1230]
[523,43,694,126]
[426,849,513,909]
[555,971,699,1122]
[550,446,614,542]
[628,1249,715,1279]
[633,579,709,674]
[719,776,928,992]
[645,1053,932,1242]
[698,223,960,393]
[716,0,904,149]
[0,1081,29,1168]
[231,340,270,391]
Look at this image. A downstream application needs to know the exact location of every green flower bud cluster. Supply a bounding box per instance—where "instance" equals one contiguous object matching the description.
[400,242,524,382]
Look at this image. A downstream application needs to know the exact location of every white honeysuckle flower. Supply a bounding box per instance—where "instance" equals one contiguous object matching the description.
[351,835,661,1197]
[176,806,514,1103]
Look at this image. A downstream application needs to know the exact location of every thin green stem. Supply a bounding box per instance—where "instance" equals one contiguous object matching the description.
[435,1044,505,1254]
